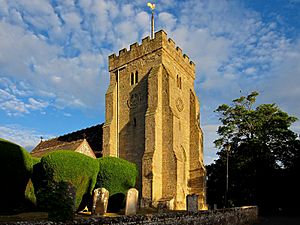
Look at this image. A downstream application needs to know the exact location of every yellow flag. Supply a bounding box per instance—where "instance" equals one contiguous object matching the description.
[147,2,155,10]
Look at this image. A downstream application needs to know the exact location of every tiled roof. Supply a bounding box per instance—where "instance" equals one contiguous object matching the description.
[31,124,103,158]
[30,139,84,157]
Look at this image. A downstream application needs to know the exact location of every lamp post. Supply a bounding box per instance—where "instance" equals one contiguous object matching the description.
[224,143,231,208]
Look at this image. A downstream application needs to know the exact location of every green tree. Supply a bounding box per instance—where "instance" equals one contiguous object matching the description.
[207,91,300,213]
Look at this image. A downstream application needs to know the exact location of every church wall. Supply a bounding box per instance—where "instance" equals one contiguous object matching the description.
[161,68,177,202]
[189,91,207,209]
[75,139,96,159]
[103,72,117,156]
[117,50,162,195]
[161,40,198,209]
[143,66,163,207]
[105,33,165,198]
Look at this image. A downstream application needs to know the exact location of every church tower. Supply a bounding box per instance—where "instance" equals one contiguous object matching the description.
[103,30,206,210]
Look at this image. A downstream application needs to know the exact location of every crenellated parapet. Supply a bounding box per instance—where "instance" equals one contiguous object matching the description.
[108,30,195,77]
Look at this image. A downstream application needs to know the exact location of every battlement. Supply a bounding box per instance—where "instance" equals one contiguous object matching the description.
[108,30,195,73]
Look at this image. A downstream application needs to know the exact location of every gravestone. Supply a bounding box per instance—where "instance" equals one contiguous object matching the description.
[125,188,139,215]
[186,194,198,212]
[92,188,109,216]
[213,204,217,210]
[157,198,175,212]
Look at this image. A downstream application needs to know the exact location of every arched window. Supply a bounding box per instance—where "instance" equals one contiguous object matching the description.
[177,75,182,89]
[135,71,138,84]
[179,77,182,89]
[131,72,134,85]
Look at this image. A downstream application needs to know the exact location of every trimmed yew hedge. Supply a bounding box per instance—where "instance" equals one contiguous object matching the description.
[0,138,138,215]
[0,138,35,212]
[32,151,99,211]
[96,157,138,196]
[47,181,76,222]
[95,157,138,211]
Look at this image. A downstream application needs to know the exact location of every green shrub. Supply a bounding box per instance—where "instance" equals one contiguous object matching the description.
[0,138,34,212]
[32,151,99,211]
[24,179,36,208]
[31,156,41,166]
[47,181,76,222]
[24,157,40,207]
[96,157,138,195]
[95,157,138,211]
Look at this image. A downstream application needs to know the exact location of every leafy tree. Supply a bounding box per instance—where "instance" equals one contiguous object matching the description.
[207,91,300,214]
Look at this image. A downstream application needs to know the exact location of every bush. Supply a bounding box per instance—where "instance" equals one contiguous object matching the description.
[24,157,41,208]
[47,181,76,222]
[0,138,35,212]
[95,157,138,211]
[32,151,99,211]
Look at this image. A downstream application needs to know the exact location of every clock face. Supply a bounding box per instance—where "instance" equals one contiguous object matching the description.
[176,97,184,112]
[127,93,139,109]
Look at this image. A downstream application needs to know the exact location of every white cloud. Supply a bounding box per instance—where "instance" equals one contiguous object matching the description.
[27,98,49,110]
[0,124,53,151]
[136,11,150,30]
[0,78,49,116]
[202,124,220,165]
[61,12,82,29]
[158,12,177,31]
[262,38,300,118]
[0,20,62,78]
[244,67,256,75]
[0,0,299,164]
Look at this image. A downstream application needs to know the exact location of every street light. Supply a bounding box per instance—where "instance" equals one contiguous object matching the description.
[224,143,231,208]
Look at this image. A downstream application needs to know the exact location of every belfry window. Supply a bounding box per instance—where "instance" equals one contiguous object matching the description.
[179,77,182,89]
[131,71,139,85]
[177,75,182,89]
[135,71,138,84]
[131,72,134,85]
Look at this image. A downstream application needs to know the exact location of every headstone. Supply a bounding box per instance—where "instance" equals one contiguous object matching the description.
[186,194,198,212]
[213,204,217,210]
[157,198,175,212]
[125,188,139,215]
[92,188,109,216]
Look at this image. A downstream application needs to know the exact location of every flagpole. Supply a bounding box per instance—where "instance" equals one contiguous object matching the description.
[151,10,154,39]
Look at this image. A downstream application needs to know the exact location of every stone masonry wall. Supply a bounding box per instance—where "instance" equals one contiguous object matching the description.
[1,207,258,225]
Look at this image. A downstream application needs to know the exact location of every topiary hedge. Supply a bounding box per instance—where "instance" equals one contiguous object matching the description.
[24,157,41,208]
[0,138,35,212]
[96,157,138,195]
[95,157,138,211]
[47,181,76,222]
[32,150,99,211]
[0,138,138,214]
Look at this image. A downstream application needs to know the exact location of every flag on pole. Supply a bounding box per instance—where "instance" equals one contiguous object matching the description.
[147,2,156,10]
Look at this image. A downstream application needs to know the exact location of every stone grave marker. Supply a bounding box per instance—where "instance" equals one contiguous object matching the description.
[92,188,109,216]
[186,194,198,212]
[125,188,139,215]
[213,204,217,210]
[157,198,175,212]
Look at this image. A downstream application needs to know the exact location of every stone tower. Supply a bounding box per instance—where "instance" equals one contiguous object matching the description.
[103,30,206,210]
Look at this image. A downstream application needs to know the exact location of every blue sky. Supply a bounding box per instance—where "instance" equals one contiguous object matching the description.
[0,0,299,164]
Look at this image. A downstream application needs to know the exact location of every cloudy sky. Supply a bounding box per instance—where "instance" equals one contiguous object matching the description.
[0,0,299,164]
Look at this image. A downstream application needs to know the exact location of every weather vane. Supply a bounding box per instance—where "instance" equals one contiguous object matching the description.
[147,2,156,39]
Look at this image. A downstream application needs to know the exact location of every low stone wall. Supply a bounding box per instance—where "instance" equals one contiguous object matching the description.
[1,206,258,225]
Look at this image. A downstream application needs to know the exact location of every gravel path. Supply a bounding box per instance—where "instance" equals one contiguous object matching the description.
[255,216,300,225]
